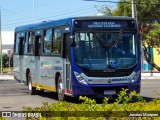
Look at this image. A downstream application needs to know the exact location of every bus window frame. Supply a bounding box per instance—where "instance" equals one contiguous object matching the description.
[14,32,26,55]
[51,27,62,56]
[14,33,19,55]
[42,28,52,55]
[26,31,35,55]
[61,25,72,59]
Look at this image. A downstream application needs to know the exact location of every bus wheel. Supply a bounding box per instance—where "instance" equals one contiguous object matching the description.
[28,73,37,95]
[57,77,65,101]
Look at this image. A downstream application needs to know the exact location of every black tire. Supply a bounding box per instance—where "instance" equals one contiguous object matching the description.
[57,77,65,101]
[26,69,30,86]
[38,90,44,95]
[28,72,37,95]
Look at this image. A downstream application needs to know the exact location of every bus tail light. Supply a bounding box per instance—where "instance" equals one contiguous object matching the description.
[74,71,88,84]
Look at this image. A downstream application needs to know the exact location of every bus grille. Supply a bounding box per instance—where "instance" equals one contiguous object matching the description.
[84,71,132,77]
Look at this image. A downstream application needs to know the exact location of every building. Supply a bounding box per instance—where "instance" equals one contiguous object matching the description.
[142,47,160,72]
[2,31,14,53]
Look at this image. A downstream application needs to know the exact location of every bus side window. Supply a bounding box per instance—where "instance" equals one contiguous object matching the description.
[27,32,34,54]
[14,33,20,54]
[34,36,41,56]
[18,37,25,55]
[52,28,61,54]
[43,29,52,54]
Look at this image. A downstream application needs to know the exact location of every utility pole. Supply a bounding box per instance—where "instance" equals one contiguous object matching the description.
[0,9,2,76]
[33,0,35,18]
[131,0,144,73]
[131,0,137,21]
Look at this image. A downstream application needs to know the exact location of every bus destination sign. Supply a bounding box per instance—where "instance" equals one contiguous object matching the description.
[88,22,121,28]
[74,20,136,29]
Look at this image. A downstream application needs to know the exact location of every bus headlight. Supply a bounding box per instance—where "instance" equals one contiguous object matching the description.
[74,71,88,84]
[131,71,140,83]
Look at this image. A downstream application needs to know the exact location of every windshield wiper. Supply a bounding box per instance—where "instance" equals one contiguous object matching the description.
[91,31,109,48]
[112,30,123,48]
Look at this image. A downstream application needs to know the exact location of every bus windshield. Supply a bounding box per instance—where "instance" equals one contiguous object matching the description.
[74,31,138,70]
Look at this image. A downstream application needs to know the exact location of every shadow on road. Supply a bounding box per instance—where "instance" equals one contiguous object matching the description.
[141,96,157,102]
[39,91,158,104]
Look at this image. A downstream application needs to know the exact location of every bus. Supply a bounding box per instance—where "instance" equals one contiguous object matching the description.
[14,16,141,101]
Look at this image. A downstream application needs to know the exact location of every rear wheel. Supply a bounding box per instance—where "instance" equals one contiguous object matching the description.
[57,77,65,101]
[28,72,37,95]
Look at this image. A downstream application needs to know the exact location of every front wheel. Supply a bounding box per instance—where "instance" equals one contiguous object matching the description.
[28,73,37,95]
[57,77,65,101]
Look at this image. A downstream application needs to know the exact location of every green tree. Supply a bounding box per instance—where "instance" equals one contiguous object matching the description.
[2,53,8,67]
[96,0,160,71]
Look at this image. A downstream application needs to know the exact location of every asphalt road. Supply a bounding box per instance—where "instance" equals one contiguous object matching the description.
[0,75,160,112]
[140,78,160,100]
[0,75,59,111]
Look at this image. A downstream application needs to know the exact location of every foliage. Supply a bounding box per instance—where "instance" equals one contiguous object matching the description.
[145,24,160,49]
[0,118,6,120]
[0,53,13,73]
[112,0,132,17]
[23,89,160,120]
[2,53,8,67]
[95,4,112,15]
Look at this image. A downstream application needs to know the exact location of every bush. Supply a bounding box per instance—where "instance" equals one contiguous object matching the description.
[20,89,160,120]
[0,117,6,120]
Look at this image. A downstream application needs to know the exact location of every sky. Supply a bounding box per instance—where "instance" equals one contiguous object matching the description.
[0,0,118,31]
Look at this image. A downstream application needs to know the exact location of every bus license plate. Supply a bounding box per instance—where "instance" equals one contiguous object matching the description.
[104,90,116,95]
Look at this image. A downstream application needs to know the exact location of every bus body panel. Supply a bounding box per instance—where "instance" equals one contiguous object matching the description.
[20,55,70,93]
[40,56,63,90]
[13,55,20,80]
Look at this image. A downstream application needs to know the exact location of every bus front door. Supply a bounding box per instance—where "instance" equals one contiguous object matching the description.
[63,33,72,95]
[18,37,25,83]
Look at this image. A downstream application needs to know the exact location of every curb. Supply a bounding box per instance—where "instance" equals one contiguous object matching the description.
[0,75,14,80]
[141,77,160,80]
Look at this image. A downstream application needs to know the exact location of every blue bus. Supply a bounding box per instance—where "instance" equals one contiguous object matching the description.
[14,16,141,101]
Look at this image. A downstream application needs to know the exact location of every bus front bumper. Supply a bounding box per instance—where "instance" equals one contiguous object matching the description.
[71,78,140,96]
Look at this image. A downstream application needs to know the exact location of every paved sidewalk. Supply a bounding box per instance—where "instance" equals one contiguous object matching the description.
[141,76,160,80]
[141,72,160,79]
[0,75,14,80]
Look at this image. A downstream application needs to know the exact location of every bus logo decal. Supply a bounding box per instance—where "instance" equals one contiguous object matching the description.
[41,62,52,68]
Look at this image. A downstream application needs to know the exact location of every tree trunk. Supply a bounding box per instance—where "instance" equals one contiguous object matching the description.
[143,45,160,71]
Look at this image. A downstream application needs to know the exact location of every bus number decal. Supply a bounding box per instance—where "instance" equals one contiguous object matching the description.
[56,60,61,64]
[54,66,62,70]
